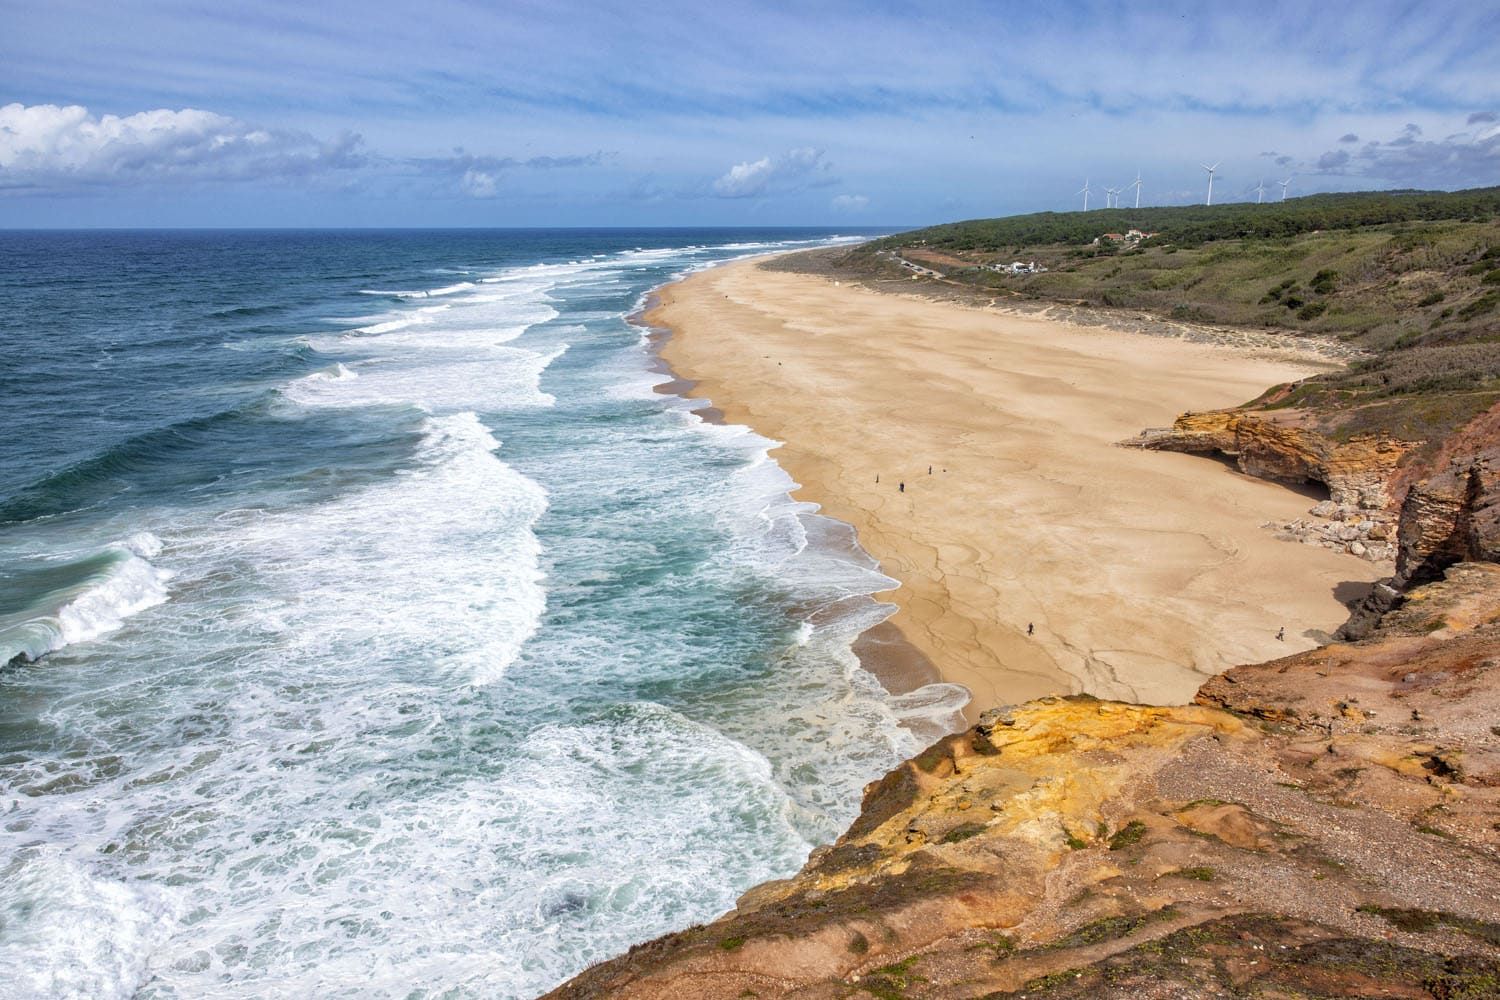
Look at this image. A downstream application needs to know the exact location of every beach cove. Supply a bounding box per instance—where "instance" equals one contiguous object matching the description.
[650,255,1387,717]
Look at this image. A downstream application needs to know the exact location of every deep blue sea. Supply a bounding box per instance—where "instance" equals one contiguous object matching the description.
[0,229,966,998]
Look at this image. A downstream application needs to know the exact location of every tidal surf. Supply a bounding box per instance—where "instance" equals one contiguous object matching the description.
[0,230,967,998]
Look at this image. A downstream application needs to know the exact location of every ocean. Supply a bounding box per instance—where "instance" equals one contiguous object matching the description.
[0,229,968,998]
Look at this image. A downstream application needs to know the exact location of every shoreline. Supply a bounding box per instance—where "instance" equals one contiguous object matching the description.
[634,287,954,716]
[642,253,1386,722]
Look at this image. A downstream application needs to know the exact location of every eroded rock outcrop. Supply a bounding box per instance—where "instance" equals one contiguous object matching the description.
[1130,409,1414,509]
[547,565,1500,1000]
[1396,445,1500,585]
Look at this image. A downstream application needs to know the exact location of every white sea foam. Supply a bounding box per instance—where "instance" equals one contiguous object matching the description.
[359,282,475,298]
[0,851,182,1000]
[201,411,548,687]
[0,534,172,664]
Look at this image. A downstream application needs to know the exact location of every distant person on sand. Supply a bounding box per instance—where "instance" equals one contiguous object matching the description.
[899,482,905,492]
[1276,627,1285,641]
[1027,622,1034,636]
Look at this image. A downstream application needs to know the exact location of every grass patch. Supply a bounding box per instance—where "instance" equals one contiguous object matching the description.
[719,935,746,951]
[1050,907,1179,950]
[1175,866,1216,882]
[941,821,989,844]
[1108,820,1148,851]
[857,956,923,1000]
[1357,905,1500,946]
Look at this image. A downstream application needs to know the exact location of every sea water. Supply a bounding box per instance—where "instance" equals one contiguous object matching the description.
[0,230,968,998]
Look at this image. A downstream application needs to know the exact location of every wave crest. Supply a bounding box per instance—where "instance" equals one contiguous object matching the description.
[0,535,172,664]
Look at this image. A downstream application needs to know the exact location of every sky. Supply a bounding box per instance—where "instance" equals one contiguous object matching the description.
[2,0,1498,228]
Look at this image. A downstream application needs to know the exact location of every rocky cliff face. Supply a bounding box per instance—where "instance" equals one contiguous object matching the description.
[1136,401,1500,641]
[547,565,1500,1000]
[1131,410,1414,509]
[1396,445,1500,586]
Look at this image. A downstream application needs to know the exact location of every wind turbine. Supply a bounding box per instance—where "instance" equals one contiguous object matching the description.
[1077,178,1092,211]
[1130,171,1143,208]
[1104,185,1121,209]
[1254,179,1268,204]
[1201,162,1220,206]
[1278,177,1292,201]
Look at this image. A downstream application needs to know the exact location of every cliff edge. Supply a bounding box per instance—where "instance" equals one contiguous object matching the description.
[547,563,1500,999]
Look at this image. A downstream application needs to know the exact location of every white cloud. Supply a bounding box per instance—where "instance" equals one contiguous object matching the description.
[0,102,364,191]
[712,147,833,198]
[830,193,869,212]
[460,168,499,197]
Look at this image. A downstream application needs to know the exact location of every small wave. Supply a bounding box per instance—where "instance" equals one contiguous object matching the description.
[0,404,268,526]
[300,362,359,384]
[358,282,475,299]
[0,535,172,665]
[349,316,421,336]
[205,302,283,320]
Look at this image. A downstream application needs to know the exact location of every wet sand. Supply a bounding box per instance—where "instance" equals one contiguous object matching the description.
[647,257,1386,720]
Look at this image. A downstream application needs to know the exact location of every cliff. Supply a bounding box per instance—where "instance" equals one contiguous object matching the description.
[1131,409,1414,510]
[1130,401,1500,589]
[547,563,1500,1000]
[1396,445,1500,586]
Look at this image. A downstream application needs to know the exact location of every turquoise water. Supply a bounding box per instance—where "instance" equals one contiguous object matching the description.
[0,230,967,998]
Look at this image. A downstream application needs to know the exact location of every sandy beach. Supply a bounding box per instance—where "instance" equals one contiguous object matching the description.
[650,256,1387,719]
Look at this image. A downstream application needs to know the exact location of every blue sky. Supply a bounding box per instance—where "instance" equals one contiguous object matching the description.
[2,0,1498,227]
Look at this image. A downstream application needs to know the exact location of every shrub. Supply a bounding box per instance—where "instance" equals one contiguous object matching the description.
[1418,291,1446,307]
[1458,291,1500,320]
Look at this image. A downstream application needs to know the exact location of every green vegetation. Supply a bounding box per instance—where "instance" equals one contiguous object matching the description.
[719,934,746,951]
[941,821,989,844]
[1050,907,1179,950]
[976,931,1015,959]
[1173,866,1216,881]
[871,186,1500,252]
[1108,820,1147,851]
[1245,342,1500,441]
[1356,905,1500,947]
[858,956,924,1000]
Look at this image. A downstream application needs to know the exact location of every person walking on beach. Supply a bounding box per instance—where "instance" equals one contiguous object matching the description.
[899,482,905,492]
[1276,627,1285,641]
[1027,622,1034,636]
